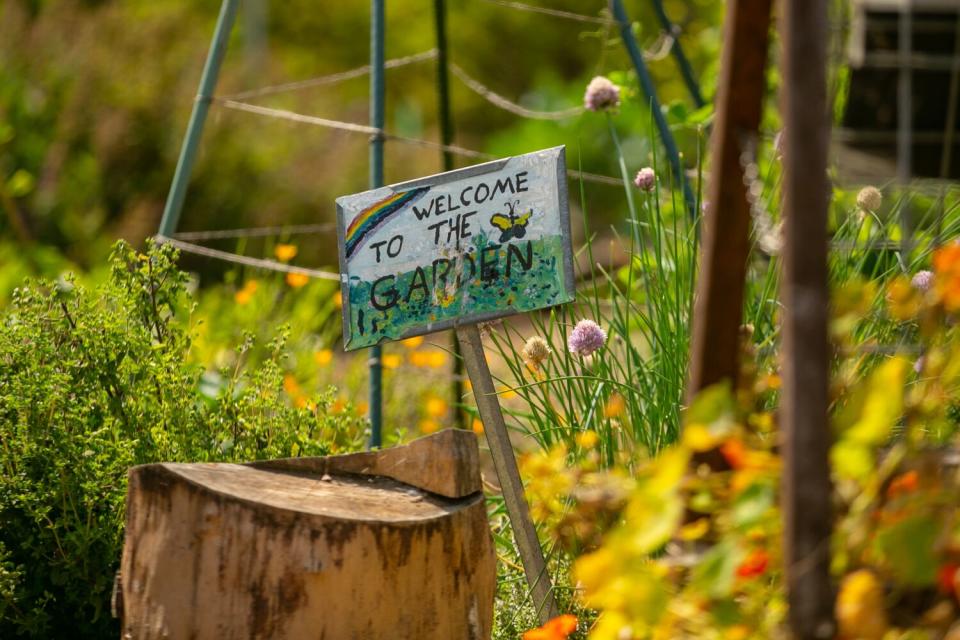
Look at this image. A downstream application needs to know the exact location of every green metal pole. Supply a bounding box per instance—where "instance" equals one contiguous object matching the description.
[433,0,466,431]
[368,0,386,449]
[649,0,705,108]
[609,0,697,221]
[158,0,240,237]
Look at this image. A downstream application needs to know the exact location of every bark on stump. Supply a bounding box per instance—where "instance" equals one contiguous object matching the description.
[118,430,495,639]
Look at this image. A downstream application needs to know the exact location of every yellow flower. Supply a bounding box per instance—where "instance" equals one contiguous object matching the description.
[334,291,343,308]
[836,570,888,640]
[425,395,447,418]
[725,625,751,640]
[498,386,518,400]
[274,243,298,262]
[382,354,402,369]
[886,276,919,320]
[330,397,347,413]
[576,430,599,448]
[677,518,710,541]
[401,336,424,349]
[472,418,484,435]
[314,349,333,366]
[356,401,369,416]
[603,393,626,418]
[234,280,258,305]
[419,419,441,434]
[682,423,719,452]
[286,272,310,288]
[410,350,446,368]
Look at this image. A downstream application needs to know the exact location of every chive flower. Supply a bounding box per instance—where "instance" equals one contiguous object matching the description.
[583,76,620,112]
[568,319,607,357]
[634,167,656,192]
[911,270,934,292]
[856,186,883,213]
[521,336,552,369]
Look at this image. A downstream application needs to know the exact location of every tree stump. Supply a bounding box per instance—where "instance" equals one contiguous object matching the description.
[118,430,495,639]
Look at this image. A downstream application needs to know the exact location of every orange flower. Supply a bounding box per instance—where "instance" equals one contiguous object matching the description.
[334,291,343,308]
[720,438,748,469]
[736,549,769,579]
[419,419,441,434]
[522,614,577,640]
[283,373,301,396]
[603,393,626,418]
[472,418,484,435]
[938,563,959,595]
[886,470,919,498]
[234,280,258,305]
[933,242,960,311]
[274,244,298,262]
[286,272,310,288]
[763,373,782,390]
[314,349,333,366]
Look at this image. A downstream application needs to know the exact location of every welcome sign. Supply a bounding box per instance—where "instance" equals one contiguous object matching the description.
[336,146,575,350]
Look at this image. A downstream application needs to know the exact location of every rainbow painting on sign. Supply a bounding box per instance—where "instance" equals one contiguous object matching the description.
[335,146,574,351]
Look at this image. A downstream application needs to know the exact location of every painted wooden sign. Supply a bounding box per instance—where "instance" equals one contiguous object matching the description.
[336,146,574,350]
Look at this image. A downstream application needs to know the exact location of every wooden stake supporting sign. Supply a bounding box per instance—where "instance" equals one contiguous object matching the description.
[336,146,575,624]
[457,324,559,622]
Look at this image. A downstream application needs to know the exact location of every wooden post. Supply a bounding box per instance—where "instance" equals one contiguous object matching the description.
[119,430,496,639]
[687,0,773,400]
[780,0,836,636]
[457,324,559,624]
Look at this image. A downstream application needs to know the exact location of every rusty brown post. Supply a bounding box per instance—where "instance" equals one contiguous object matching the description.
[687,0,773,400]
[780,0,836,636]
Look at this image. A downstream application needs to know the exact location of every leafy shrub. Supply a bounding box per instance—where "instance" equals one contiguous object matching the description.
[0,241,366,638]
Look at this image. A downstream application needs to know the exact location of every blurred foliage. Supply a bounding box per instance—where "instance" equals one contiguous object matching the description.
[521,242,960,638]
[0,0,722,276]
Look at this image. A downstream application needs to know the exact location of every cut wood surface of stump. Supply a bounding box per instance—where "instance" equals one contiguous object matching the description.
[118,430,496,639]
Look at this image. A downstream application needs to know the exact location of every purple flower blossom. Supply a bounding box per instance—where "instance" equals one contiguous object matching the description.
[914,355,925,374]
[583,76,620,112]
[568,319,607,357]
[634,167,656,192]
[911,270,934,292]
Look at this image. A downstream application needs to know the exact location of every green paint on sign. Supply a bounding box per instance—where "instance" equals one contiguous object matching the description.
[336,146,574,351]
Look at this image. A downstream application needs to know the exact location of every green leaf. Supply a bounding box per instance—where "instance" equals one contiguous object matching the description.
[732,481,774,529]
[692,540,743,599]
[5,169,34,198]
[684,382,735,427]
[874,514,939,587]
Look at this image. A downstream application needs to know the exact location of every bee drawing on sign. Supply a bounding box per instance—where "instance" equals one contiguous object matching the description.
[489,200,532,243]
